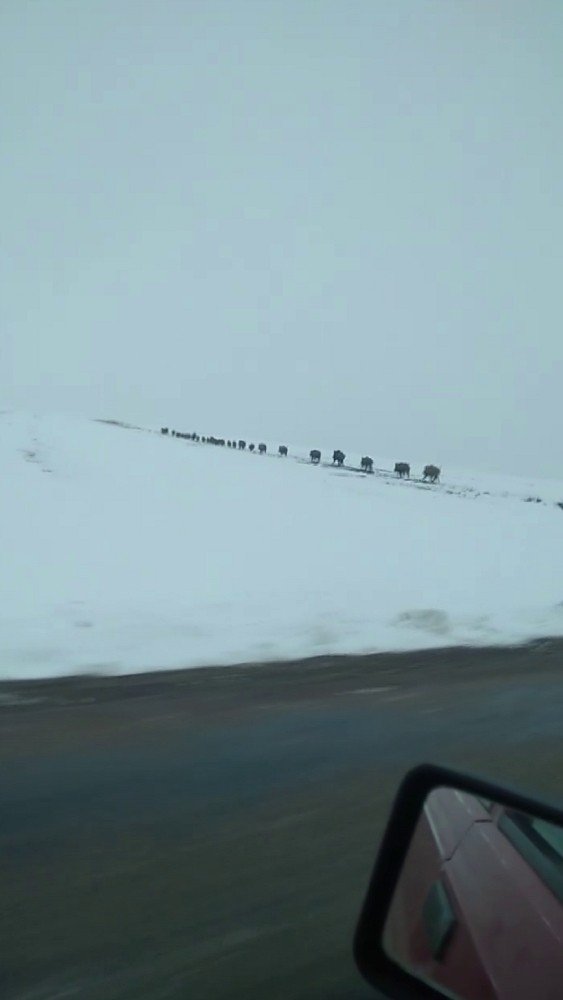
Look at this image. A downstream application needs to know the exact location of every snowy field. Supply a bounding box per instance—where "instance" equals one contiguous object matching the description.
[2,411,563,680]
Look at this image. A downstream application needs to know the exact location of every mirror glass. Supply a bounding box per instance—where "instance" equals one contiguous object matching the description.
[383,787,563,999]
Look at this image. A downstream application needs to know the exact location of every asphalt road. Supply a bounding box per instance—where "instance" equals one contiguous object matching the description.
[2,640,563,1000]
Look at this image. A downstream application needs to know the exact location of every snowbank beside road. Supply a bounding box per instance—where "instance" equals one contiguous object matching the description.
[1,411,563,679]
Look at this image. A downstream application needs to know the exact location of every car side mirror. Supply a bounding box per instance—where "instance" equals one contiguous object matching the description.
[354,764,563,999]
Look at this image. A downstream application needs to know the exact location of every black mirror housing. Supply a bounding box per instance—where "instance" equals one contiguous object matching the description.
[354,764,563,999]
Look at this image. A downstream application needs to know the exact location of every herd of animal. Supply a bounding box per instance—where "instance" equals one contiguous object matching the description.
[159,428,441,483]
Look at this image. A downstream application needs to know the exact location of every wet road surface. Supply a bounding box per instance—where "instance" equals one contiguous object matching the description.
[2,640,563,999]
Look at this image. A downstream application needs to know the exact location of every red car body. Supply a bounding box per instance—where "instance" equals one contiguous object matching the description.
[384,787,563,999]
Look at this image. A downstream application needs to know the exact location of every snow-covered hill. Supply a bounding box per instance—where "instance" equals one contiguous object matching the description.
[2,411,563,680]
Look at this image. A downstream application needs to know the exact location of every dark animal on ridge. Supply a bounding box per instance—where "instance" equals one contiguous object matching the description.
[310,449,321,464]
[361,456,374,473]
[258,443,267,455]
[394,462,410,478]
[422,464,440,483]
[332,450,345,467]
[278,445,288,457]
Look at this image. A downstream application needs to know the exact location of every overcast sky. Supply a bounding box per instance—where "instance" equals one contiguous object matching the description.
[2,1,562,476]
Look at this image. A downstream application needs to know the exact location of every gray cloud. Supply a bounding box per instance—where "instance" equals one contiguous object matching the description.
[2,0,562,475]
